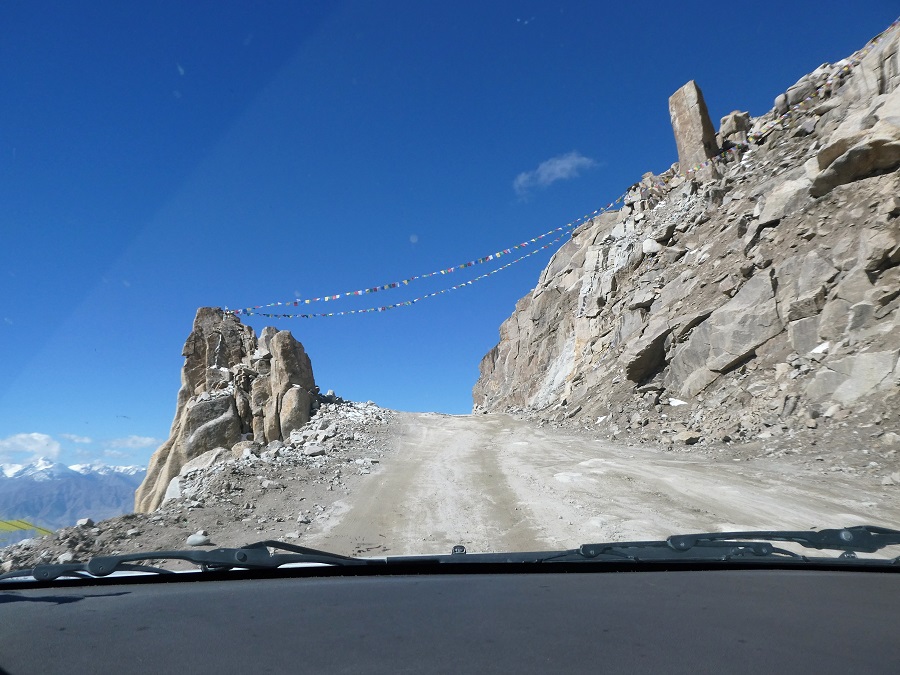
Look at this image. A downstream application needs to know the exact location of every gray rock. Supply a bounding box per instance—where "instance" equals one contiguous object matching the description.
[818,300,852,341]
[779,250,838,322]
[806,350,899,404]
[835,267,875,304]
[642,238,663,255]
[76,518,94,528]
[622,317,671,383]
[179,447,229,476]
[186,530,211,547]
[627,290,656,310]
[788,317,820,354]
[774,93,788,116]
[302,445,326,457]
[162,476,181,503]
[756,178,811,227]
[231,440,261,458]
[785,77,815,107]
[280,386,313,437]
[718,110,751,146]
[706,271,783,373]
[794,117,818,137]
[57,552,75,564]
[847,302,876,331]
[810,122,900,197]
[674,430,702,445]
[860,228,900,272]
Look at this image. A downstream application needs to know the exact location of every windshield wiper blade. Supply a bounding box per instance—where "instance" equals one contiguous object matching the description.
[567,526,900,564]
[665,526,900,555]
[0,540,374,582]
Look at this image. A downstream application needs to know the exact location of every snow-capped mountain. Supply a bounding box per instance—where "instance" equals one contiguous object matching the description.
[0,458,146,543]
[68,462,145,477]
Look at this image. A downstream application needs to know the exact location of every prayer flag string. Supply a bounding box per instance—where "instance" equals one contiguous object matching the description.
[229,199,624,314]
[226,17,899,320]
[233,230,572,319]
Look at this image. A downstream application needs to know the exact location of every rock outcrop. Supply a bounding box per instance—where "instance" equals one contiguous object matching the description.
[134,307,316,512]
[669,81,720,173]
[474,22,900,446]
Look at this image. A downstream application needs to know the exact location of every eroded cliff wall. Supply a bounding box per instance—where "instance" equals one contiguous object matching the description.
[474,23,900,445]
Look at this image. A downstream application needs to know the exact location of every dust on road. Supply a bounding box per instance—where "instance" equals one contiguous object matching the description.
[305,412,898,556]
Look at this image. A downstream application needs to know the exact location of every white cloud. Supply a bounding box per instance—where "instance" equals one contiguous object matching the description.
[513,151,597,197]
[61,433,93,444]
[0,433,62,462]
[106,435,160,450]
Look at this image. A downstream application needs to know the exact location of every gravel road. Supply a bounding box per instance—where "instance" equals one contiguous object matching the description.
[306,412,900,556]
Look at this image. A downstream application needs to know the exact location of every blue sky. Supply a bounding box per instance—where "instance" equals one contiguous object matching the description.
[1,1,896,466]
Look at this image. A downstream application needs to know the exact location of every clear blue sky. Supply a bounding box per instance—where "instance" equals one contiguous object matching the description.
[1,1,896,466]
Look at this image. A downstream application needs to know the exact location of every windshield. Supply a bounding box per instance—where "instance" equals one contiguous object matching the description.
[2,2,900,571]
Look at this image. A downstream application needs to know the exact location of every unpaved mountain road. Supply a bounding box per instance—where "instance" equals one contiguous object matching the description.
[306,412,900,556]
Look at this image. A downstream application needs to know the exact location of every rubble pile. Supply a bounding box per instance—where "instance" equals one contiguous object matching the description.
[0,400,394,572]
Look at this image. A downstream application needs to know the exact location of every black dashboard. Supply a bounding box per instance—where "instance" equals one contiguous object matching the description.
[2,566,898,674]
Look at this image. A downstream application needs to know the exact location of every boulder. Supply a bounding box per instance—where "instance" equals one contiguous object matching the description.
[178,447,230,476]
[674,430,702,445]
[706,271,783,373]
[785,76,815,107]
[788,317,820,354]
[818,299,852,341]
[269,331,316,395]
[669,81,720,174]
[810,122,900,197]
[642,238,663,255]
[847,302,876,331]
[805,350,899,404]
[280,386,313,437]
[835,267,875,304]
[860,228,900,272]
[755,178,811,227]
[780,250,838,322]
[622,317,671,383]
[718,110,751,147]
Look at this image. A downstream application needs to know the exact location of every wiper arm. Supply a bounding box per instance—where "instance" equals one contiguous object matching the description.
[665,526,900,556]
[0,540,374,582]
[569,526,900,564]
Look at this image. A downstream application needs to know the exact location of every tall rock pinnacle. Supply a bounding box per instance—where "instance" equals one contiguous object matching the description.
[134,308,317,512]
[668,80,720,172]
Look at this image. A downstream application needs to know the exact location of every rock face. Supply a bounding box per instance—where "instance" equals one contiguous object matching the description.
[669,81,720,172]
[134,307,316,512]
[474,22,900,445]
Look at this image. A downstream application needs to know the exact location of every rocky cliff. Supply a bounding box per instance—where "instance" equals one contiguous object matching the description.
[134,307,317,512]
[474,22,900,446]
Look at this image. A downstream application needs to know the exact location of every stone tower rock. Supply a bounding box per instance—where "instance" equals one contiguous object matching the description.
[134,307,316,512]
[668,80,720,173]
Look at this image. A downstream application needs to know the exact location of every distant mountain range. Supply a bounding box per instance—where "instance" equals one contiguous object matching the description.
[0,458,145,544]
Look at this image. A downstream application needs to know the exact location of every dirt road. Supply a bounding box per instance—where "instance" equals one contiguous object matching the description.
[305,412,900,556]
